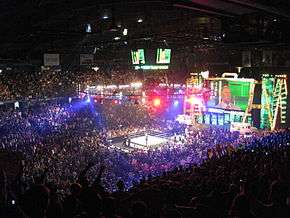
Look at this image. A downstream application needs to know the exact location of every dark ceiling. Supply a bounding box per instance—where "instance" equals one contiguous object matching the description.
[0,0,290,61]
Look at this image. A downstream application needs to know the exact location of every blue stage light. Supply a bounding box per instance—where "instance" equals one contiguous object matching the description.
[86,96,91,103]
[173,100,179,107]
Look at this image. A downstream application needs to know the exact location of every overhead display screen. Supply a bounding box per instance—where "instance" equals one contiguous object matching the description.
[131,49,145,65]
[209,80,251,111]
[156,48,171,64]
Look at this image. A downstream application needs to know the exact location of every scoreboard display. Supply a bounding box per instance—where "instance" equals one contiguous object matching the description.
[130,48,172,69]
[131,49,145,65]
[156,48,171,64]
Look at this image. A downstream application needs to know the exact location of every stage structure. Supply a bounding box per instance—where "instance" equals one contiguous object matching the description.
[81,72,288,130]
[183,72,210,122]
[261,74,288,130]
[184,73,257,127]
[206,73,256,125]
[184,72,288,130]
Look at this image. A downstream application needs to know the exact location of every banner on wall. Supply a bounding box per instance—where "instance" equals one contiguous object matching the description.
[242,51,251,67]
[44,54,60,66]
[262,50,272,66]
[80,54,94,65]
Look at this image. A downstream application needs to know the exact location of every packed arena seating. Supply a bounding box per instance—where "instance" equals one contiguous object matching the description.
[0,98,289,218]
[0,68,172,101]
[2,0,290,217]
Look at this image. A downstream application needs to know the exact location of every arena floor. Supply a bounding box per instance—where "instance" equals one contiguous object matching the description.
[130,135,169,148]
[110,133,184,152]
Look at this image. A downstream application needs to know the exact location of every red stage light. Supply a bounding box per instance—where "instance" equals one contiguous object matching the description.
[153,98,161,107]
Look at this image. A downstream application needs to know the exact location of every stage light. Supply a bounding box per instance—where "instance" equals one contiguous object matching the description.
[85,24,92,33]
[153,98,161,107]
[137,18,143,23]
[119,92,123,99]
[201,70,209,79]
[123,28,128,36]
[173,100,179,107]
[131,82,142,88]
[86,97,91,103]
[92,66,99,72]
[107,85,117,89]
[14,101,19,109]
[163,39,168,46]
[236,67,242,73]
[119,85,130,89]
[117,22,122,28]
[187,97,201,105]
[114,36,121,40]
[102,13,109,19]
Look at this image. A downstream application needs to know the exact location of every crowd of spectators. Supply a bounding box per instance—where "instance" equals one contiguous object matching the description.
[0,98,289,218]
[0,68,171,101]
[0,70,76,100]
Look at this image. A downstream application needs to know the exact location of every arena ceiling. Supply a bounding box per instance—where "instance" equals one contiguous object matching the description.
[0,0,290,61]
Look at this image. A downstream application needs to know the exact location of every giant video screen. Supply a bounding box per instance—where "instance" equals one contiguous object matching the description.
[209,80,251,111]
[156,48,171,64]
[227,81,251,111]
[131,49,145,65]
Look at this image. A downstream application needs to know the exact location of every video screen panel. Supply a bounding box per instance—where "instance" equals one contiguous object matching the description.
[156,48,171,64]
[228,81,251,111]
[227,81,251,111]
[131,49,145,65]
[208,80,251,111]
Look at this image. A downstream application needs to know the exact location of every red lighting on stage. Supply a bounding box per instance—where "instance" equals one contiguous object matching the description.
[153,98,161,107]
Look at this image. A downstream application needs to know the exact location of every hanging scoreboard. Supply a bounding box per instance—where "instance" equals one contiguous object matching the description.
[156,48,171,64]
[131,49,145,65]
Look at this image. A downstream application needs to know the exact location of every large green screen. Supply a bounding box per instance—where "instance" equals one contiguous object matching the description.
[131,49,145,65]
[228,81,251,111]
[156,48,171,64]
[209,80,251,111]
